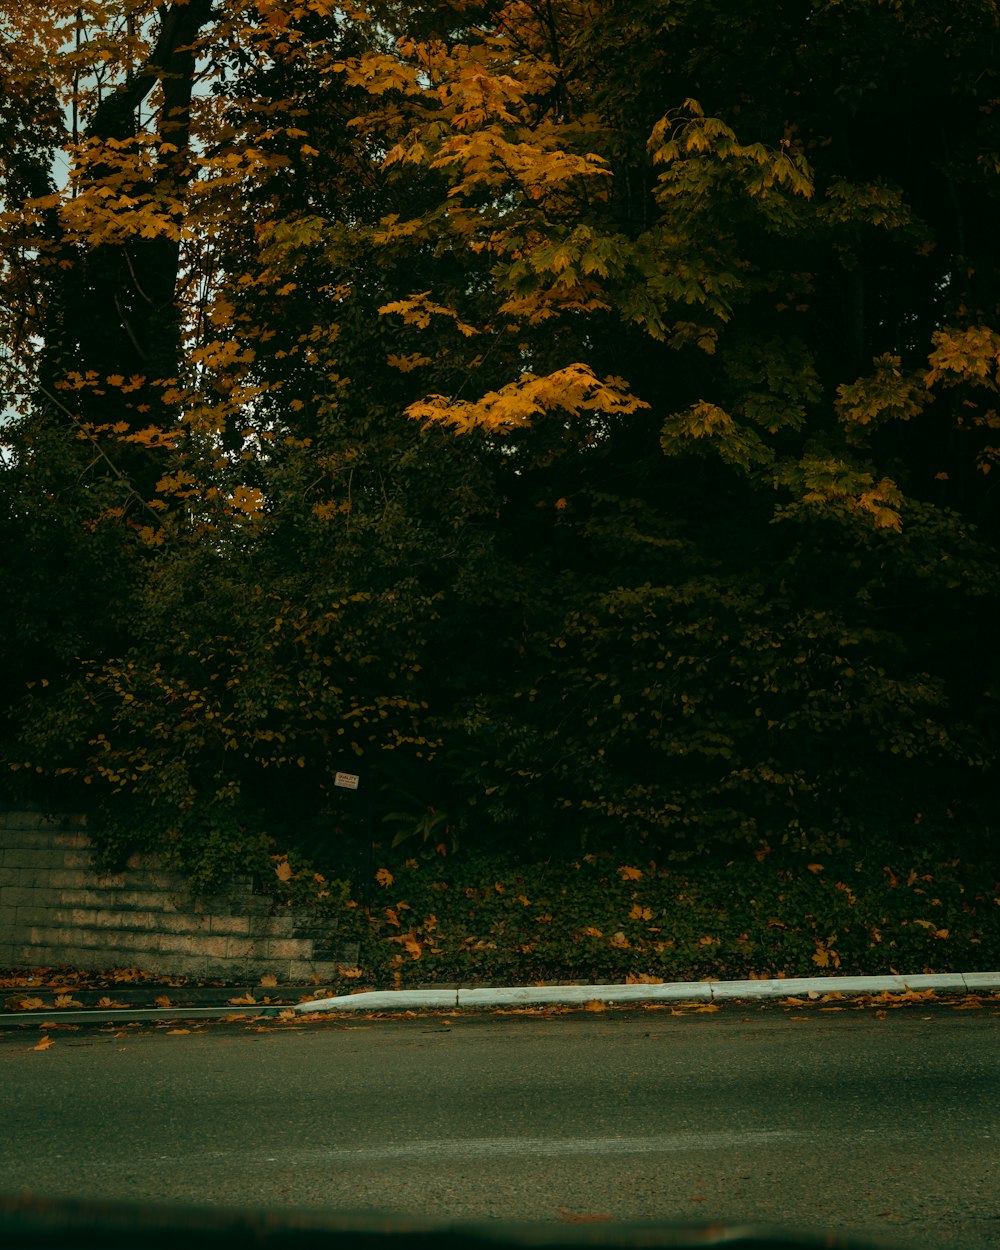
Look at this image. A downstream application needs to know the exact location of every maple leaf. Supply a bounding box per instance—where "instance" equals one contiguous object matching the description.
[375,868,394,887]
[389,932,423,959]
[274,858,294,882]
[228,993,257,1005]
[230,485,265,515]
[260,974,278,987]
[811,939,841,969]
[54,994,83,1008]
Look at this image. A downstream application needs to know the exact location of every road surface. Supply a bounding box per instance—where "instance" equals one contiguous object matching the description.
[1,1002,997,1250]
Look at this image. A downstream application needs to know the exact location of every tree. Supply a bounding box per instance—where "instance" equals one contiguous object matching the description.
[1,0,997,881]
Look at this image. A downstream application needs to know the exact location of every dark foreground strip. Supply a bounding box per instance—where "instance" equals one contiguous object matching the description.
[0,1193,895,1250]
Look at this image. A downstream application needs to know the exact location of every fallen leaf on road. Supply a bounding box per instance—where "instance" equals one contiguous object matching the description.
[15,997,45,1010]
[583,1000,607,1012]
[228,993,257,1005]
[166,1029,191,1035]
[789,1015,810,1021]
[31,1036,54,1051]
[54,994,83,1008]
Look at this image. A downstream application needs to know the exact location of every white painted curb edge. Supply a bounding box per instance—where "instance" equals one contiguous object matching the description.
[293,970,1000,1014]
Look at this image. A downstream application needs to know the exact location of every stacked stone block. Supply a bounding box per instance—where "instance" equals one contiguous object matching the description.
[0,809,353,981]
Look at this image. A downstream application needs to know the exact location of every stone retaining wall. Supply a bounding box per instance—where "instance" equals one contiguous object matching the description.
[0,810,355,980]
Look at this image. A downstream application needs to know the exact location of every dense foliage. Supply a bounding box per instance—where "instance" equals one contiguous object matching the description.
[1,0,998,889]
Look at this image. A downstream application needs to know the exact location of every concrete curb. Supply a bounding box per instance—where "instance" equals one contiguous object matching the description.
[294,970,1000,1014]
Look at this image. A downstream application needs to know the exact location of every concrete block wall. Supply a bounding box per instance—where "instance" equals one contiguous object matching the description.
[0,810,355,981]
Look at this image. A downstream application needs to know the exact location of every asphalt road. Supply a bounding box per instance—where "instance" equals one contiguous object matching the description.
[1,1003,997,1250]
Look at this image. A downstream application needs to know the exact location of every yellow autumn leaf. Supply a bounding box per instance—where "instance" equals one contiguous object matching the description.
[166,1029,192,1035]
[386,352,431,372]
[390,932,423,959]
[375,868,394,886]
[259,974,278,987]
[31,1036,55,1051]
[617,865,642,881]
[274,858,294,882]
[629,904,653,920]
[230,485,264,514]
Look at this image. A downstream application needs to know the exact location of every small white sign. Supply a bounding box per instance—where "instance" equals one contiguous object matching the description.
[334,771,360,790]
